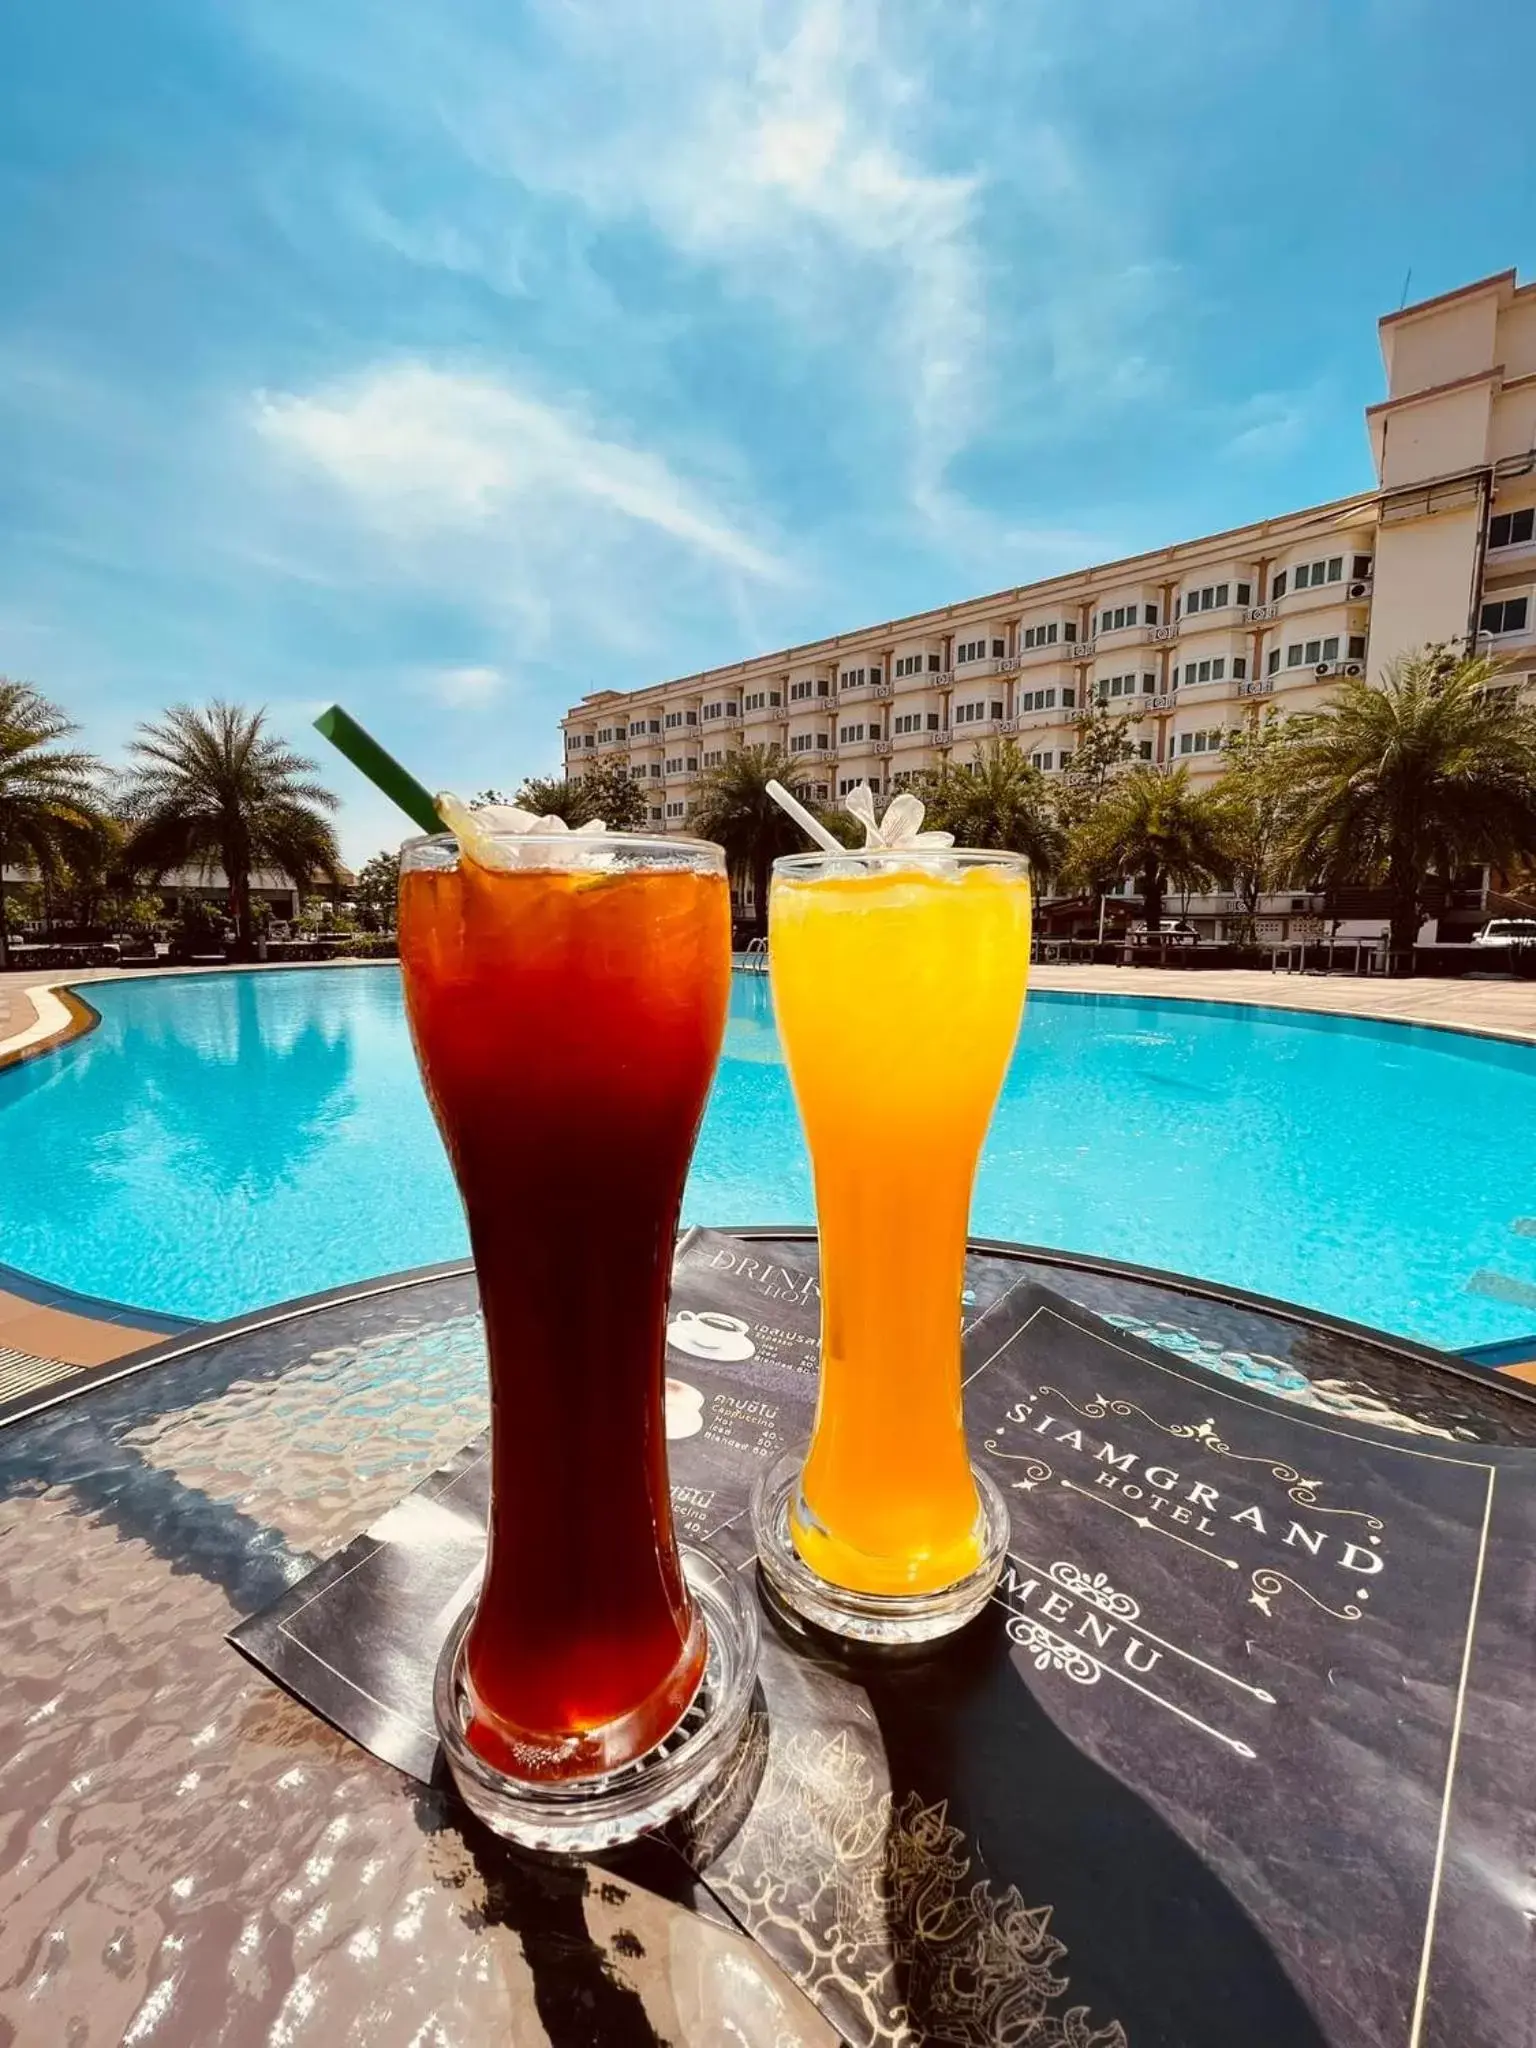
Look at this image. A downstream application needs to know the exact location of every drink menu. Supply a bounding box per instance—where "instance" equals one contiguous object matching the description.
[232,1232,1536,2048]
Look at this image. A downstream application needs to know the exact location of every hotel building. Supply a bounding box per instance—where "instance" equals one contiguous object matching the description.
[561,270,1536,835]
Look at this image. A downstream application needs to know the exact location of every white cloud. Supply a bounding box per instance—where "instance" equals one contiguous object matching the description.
[1221,389,1314,462]
[491,0,987,521]
[427,663,505,707]
[255,362,783,580]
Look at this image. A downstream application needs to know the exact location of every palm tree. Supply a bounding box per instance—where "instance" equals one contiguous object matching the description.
[120,702,341,958]
[687,745,828,939]
[0,680,109,968]
[1284,650,1536,971]
[1066,764,1231,933]
[919,742,1067,877]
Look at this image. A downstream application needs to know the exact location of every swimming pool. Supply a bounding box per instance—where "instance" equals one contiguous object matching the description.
[3,965,1535,1350]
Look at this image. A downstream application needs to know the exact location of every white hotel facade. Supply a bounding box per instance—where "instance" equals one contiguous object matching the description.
[562,270,1536,834]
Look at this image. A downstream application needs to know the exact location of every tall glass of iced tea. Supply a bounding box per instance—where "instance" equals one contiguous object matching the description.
[401,821,758,1849]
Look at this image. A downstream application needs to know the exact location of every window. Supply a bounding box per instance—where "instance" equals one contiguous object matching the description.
[840,668,863,688]
[1236,582,1252,606]
[894,712,926,734]
[1096,672,1143,701]
[1063,686,1076,708]
[1183,664,1195,685]
[665,757,682,773]
[650,719,661,733]
[744,691,763,710]
[687,756,698,771]
[1029,750,1054,770]
[703,749,722,767]
[649,763,662,777]
[812,784,829,801]
[870,667,882,685]
[954,700,992,724]
[583,734,595,747]
[1021,622,1061,649]
[789,681,811,701]
[1143,673,1155,692]
[1271,571,1287,600]
[1304,639,1322,664]
[1286,644,1304,667]
[629,765,645,780]
[1145,604,1159,625]
[957,639,989,665]
[770,691,782,707]
[991,699,1004,719]
[1233,657,1247,680]
[789,733,814,753]
[1352,554,1375,579]
[926,711,941,730]
[1184,582,1232,614]
[665,711,684,728]
[596,727,614,744]
[1292,558,1343,591]
[687,710,698,724]
[929,653,942,672]
[839,724,866,743]
[1136,738,1153,760]
[1060,749,1074,769]
[1018,687,1057,712]
[1489,510,1534,550]
[894,654,920,677]
[1481,597,1530,635]
[1268,648,1281,676]
[666,801,685,819]
[1321,637,1339,662]
[649,806,663,822]
[1348,635,1366,660]
[629,719,646,735]
[817,732,829,748]
[1177,728,1225,756]
[992,639,1005,658]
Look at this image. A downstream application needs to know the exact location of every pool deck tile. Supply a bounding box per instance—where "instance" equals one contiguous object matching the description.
[0,1290,160,1366]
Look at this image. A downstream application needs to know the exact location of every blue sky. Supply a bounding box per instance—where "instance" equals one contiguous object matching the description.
[2,0,1533,862]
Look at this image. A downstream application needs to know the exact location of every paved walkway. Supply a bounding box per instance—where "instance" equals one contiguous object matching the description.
[1029,963,1536,1042]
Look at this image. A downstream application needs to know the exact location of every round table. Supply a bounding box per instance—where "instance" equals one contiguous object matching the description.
[1,1238,1531,2046]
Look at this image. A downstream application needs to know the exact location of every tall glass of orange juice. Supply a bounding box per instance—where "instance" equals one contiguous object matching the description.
[751,847,1031,1641]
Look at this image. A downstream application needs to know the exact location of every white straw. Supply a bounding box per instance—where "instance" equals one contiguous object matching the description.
[766,779,842,853]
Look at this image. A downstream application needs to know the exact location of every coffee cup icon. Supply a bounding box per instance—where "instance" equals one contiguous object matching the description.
[665,1378,706,1440]
[667,1309,756,1363]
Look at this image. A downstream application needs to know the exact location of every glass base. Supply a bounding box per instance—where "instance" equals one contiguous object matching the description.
[434,1545,760,1854]
[750,1445,1010,1645]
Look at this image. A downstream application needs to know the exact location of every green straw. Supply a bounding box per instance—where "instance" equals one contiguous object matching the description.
[313,705,446,836]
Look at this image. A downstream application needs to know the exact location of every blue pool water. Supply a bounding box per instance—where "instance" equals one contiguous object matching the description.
[2,965,1535,1350]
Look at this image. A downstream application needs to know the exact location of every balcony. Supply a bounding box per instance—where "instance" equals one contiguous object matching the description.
[1242,603,1277,624]
[1238,678,1275,698]
[992,656,1022,676]
[875,740,893,758]
[1144,623,1178,645]
[1066,641,1096,661]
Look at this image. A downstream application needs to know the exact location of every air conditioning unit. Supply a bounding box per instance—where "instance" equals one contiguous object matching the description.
[1314,663,1331,676]
[1347,580,1373,600]
[1344,661,1364,677]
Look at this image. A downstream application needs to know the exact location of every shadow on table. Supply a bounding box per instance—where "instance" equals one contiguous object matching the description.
[742,1594,1330,2048]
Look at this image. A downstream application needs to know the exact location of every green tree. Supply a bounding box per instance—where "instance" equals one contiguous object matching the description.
[1211,712,1298,939]
[120,702,341,959]
[687,744,825,938]
[511,762,648,831]
[0,680,110,967]
[1284,648,1536,971]
[916,742,1067,876]
[1066,765,1231,933]
[1053,703,1142,833]
[354,849,401,932]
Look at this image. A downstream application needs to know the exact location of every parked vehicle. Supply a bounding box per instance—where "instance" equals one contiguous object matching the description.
[1472,919,1536,947]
